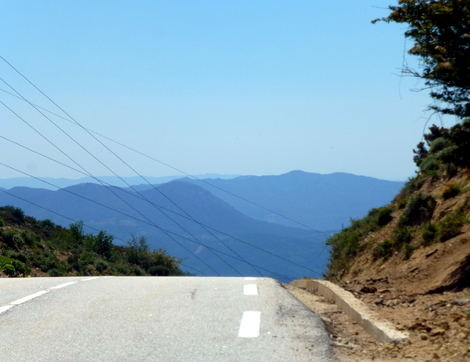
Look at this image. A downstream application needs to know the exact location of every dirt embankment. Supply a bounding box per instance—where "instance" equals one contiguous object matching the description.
[289,171,470,361]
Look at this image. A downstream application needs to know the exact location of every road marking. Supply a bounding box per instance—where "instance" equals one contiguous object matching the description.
[238,311,261,338]
[10,290,47,305]
[0,305,13,314]
[244,284,258,295]
[49,282,77,290]
[245,277,257,281]
[0,277,99,315]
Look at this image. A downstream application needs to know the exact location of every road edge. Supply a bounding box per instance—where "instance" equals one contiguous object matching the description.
[290,279,409,344]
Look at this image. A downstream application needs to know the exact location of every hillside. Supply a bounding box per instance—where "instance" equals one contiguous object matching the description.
[0,206,186,278]
[323,168,470,360]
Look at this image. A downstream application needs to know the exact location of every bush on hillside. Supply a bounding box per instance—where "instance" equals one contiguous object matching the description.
[398,194,436,227]
[0,206,186,278]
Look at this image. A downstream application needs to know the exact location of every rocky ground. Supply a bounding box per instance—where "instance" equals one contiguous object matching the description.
[287,233,470,362]
[287,282,470,361]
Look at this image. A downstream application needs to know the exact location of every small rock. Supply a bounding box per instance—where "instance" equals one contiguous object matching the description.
[454,299,469,306]
[360,286,377,293]
[407,297,416,304]
[375,298,385,306]
[430,328,446,337]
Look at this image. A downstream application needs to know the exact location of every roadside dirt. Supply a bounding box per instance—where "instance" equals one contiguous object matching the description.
[287,283,470,361]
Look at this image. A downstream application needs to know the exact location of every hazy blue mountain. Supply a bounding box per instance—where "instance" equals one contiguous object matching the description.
[0,174,241,190]
[160,171,404,231]
[0,181,328,281]
[0,171,403,280]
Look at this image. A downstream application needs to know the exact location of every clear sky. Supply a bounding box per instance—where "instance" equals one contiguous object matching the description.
[0,1,459,182]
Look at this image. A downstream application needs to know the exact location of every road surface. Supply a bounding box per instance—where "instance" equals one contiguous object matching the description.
[0,276,332,361]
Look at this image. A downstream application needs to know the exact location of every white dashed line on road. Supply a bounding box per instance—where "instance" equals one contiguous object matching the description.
[10,290,47,305]
[243,284,258,295]
[49,281,77,290]
[0,305,13,314]
[238,311,261,338]
[0,277,100,315]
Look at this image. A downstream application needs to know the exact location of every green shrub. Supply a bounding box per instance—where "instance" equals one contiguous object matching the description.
[0,206,26,223]
[3,264,16,276]
[441,182,461,200]
[0,256,28,276]
[11,260,27,275]
[393,226,412,246]
[420,155,439,173]
[373,240,394,260]
[422,223,438,245]
[403,243,415,260]
[429,137,449,154]
[395,177,424,204]
[22,230,40,245]
[3,251,28,264]
[377,206,393,226]
[48,268,65,277]
[95,260,109,273]
[398,194,436,227]
[148,265,170,276]
[1,229,22,250]
[38,256,59,272]
[437,211,467,242]
[131,266,146,276]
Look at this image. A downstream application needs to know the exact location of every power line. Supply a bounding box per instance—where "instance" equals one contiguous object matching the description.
[0,188,208,277]
[0,75,252,277]
[0,162,309,279]
[0,55,327,278]
[0,86,330,271]
[0,135,325,277]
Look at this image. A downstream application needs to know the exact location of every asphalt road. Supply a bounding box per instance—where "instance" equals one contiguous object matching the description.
[0,276,332,361]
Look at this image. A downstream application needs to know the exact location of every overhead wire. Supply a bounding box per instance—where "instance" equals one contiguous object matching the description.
[0,72,251,277]
[0,78,236,276]
[0,55,327,279]
[0,187,208,276]
[0,134,325,278]
[0,162,306,280]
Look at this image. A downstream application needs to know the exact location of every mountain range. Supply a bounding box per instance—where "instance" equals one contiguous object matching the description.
[0,171,403,281]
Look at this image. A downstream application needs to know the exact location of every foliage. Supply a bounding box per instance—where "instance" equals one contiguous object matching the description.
[395,176,424,206]
[437,210,467,242]
[441,182,461,200]
[324,205,394,279]
[372,226,413,261]
[373,240,394,260]
[422,222,438,245]
[413,121,470,174]
[398,193,436,226]
[0,256,28,276]
[374,0,470,118]
[0,206,186,278]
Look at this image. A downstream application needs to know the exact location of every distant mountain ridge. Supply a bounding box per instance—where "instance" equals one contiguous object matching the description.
[163,171,404,231]
[0,171,403,280]
[0,173,241,190]
[0,180,328,281]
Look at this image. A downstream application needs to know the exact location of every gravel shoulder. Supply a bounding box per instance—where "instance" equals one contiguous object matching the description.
[286,283,470,362]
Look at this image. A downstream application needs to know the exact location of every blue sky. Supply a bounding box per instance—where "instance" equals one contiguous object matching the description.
[0,1,459,182]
